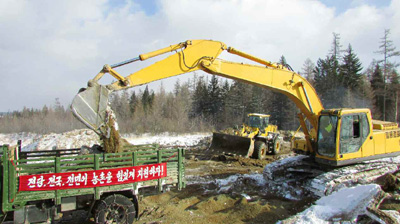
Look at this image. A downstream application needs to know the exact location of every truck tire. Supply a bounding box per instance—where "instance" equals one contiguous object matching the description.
[254,141,267,159]
[272,137,281,155]
[95,194,136,224]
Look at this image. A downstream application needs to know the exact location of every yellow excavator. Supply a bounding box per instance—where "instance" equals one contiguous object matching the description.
[71,39,400,167]
[211,113,282,159]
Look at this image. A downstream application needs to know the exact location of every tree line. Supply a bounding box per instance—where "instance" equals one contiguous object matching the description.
[0,29,398,134]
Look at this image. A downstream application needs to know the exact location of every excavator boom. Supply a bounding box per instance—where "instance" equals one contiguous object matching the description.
[72,39,400,166]
[71,40,322,139]
[75,40,397,165]
[72,40,226,136]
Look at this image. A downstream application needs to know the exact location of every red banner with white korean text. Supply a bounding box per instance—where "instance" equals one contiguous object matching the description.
[19,163,167,191]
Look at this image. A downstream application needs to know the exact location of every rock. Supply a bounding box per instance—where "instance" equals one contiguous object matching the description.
[382,173,400,192]
[218,154,227,161]
[366,207,399,224]
[79,144,103,155]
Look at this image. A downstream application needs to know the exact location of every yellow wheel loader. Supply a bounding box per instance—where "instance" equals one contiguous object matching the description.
[211,113,282,159]
[71,39,400,167]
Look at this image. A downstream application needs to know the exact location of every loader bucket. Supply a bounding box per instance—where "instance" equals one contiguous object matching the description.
[210,132,255,158]
[71,85,110,135]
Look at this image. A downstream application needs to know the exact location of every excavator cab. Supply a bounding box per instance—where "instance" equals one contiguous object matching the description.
[315,109,378,166]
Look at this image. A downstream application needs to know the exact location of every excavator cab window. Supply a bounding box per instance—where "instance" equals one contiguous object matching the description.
[339,113,369,154]
[317,115,338,157]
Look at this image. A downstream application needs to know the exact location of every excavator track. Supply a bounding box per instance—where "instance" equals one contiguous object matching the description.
[263,155,400,200]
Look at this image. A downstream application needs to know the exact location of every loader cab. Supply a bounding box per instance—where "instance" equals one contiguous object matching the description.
[316,109,372,166]
[246,114,270,129]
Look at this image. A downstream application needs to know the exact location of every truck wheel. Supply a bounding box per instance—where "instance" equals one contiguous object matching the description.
[95,194,136,224]
[254,141,267,159]
[272,138,281,155]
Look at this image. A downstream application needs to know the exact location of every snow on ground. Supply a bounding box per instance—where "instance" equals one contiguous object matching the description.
[124,133,211,147]
[260,155,400,223]
[281,184,382,223]
[0,132,40,148]
[309,156,400,197]
[0,129,211,151]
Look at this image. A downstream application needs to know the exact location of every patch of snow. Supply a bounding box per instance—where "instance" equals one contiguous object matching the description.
[28,129,100,151]
[0,129,100,151]
[1,130,210,152]
[263,155,308,180]
[262,155,313,200]
[215,175,241,192]
[0,132,40,148]
[124,132,211,147]
[308,156,400,197]
[281,184,382,223]
[186,173,267,196]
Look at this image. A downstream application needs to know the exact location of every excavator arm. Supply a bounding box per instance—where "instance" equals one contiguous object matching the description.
[71,39,323,150]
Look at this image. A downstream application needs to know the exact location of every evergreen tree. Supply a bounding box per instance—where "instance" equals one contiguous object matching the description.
[370,64,385,119]
[313,34,344,108]
[141,86,154,113]
[279,55,288,68]
[129,91,137,115]
[174,79,181,97]
[42,105,49,116]
[268,56,299,130]
[340,44,363,92]
[191,76,208,119]
[207,75,223,123]
[387,70,400,122]
[248,86,263,113]
[219,80,231,127]
[225,81,251,125]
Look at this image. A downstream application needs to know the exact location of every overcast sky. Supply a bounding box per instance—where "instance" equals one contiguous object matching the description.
[0,0,399,112]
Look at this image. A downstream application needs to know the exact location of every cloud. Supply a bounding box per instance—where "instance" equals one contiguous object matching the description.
[0,0,399,111]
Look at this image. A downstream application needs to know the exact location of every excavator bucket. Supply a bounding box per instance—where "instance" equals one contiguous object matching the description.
[70,85,110,135]
[210,132,255,158]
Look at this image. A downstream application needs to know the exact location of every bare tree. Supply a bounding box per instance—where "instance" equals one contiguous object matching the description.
[330,32,343,61]
[301,58,316,83]
[375,29,400,121]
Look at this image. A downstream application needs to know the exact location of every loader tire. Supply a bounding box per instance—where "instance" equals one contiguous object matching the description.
[95,194,136,224]
[254,141,267,159]
[272,137,281,155]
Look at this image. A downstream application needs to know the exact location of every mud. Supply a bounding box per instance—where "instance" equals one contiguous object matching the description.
[101,110,131,153]
[136,141,311,224]
[57,138,400,223]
